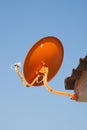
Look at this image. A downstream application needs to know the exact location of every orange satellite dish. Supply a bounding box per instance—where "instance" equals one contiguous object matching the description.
[23,36,64,86]
[12,36,78,101]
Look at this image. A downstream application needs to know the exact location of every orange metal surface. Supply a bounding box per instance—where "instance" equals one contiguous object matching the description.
[23,36,64,86]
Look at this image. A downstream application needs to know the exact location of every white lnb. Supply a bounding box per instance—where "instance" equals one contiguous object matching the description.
[11,62,22,70]
[14,62,21,67]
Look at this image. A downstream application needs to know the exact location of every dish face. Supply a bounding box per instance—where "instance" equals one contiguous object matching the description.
[23,36,64,86]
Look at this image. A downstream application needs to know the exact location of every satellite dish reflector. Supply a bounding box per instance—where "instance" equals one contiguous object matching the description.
[12,36,78,101]
[23,36,64,86]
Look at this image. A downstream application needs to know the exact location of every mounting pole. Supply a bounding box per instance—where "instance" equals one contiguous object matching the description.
[41,67,78,100]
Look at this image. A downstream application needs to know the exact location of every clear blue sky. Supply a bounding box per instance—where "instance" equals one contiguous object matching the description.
[0,0,87,130]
